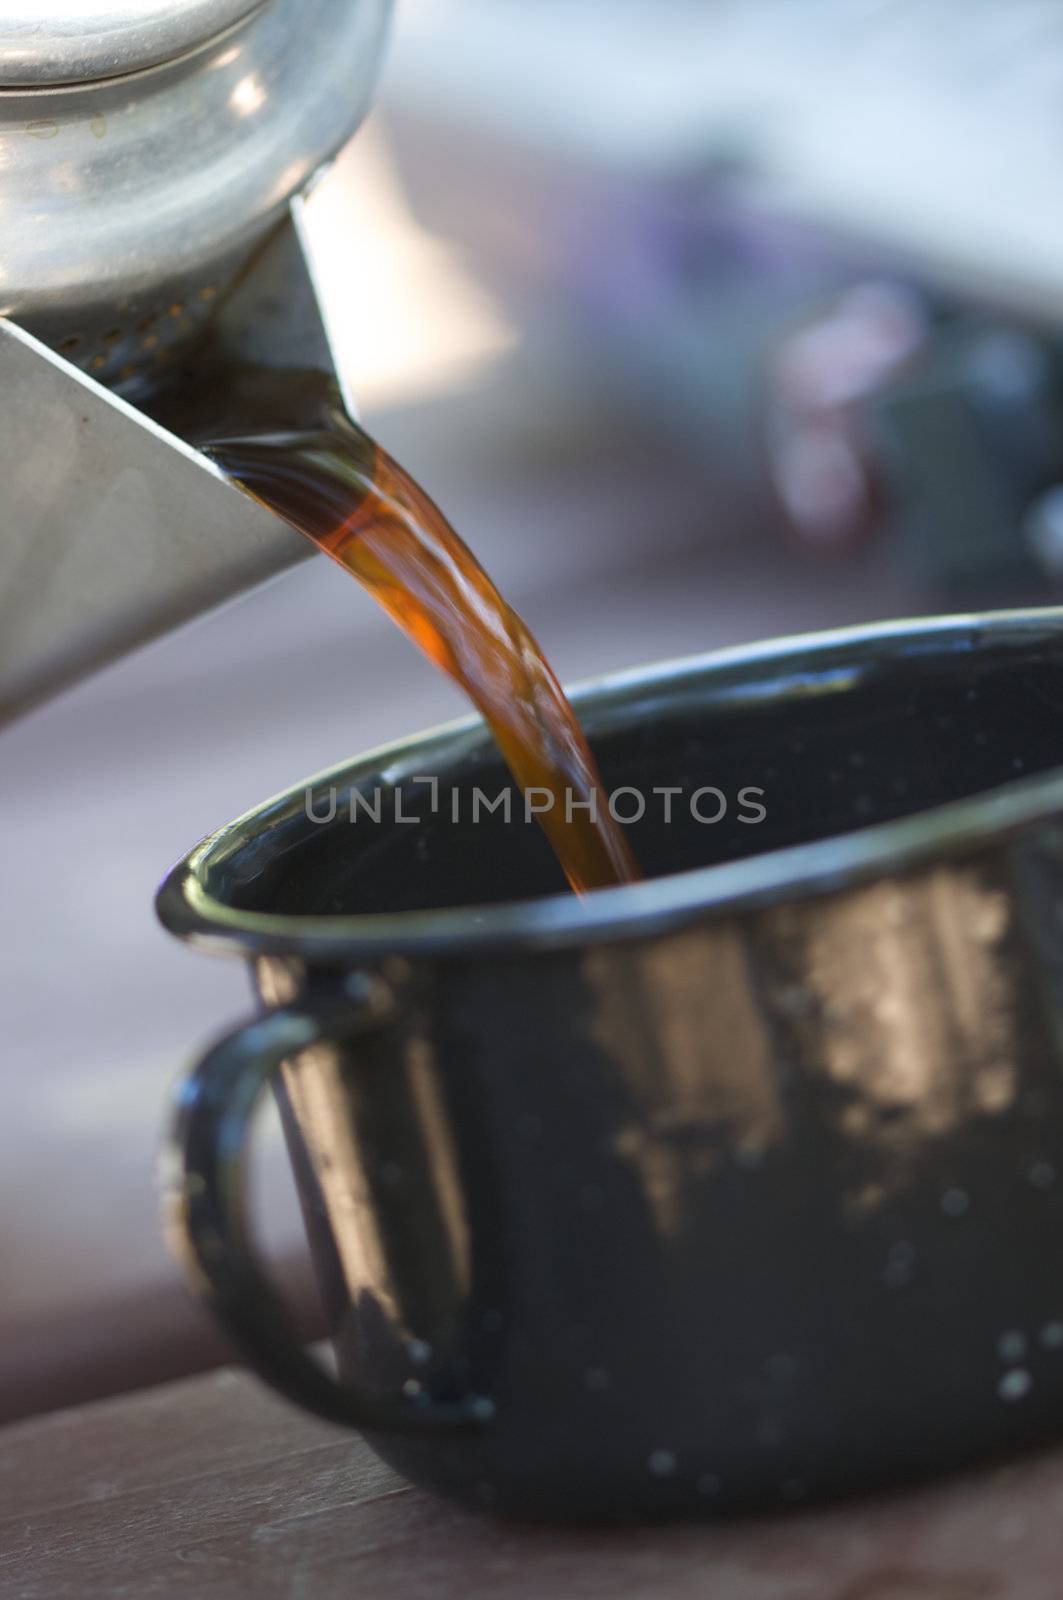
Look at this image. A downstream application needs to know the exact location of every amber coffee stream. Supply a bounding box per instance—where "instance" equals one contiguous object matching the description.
[198,379,639,894]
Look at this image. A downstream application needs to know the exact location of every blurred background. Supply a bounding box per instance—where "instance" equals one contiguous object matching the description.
[8,0,1063,1420]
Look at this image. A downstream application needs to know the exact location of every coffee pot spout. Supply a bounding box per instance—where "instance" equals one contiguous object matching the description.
[0,207,352,725]
[0,0,390,725]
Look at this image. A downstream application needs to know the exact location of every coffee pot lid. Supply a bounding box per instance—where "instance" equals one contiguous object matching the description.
[0,0,265,87]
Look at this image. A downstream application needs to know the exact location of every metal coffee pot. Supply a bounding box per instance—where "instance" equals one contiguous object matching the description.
[0,0,391,722]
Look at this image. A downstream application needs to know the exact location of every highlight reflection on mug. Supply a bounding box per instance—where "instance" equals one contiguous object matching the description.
[304,782,768,827]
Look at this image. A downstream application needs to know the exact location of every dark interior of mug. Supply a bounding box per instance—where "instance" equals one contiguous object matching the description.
[213,625,1063,916]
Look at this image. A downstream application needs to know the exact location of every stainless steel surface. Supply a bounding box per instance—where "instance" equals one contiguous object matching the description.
[0,318,302,724]
[0,207,347,724]
[0,0,391,387]
[0,0,391,716]
[0,0,265,86]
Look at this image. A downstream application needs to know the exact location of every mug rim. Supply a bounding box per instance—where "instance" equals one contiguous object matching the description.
[156,605,1063,961]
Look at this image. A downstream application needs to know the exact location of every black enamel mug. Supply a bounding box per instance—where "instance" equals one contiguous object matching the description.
[160,610,1063,1522]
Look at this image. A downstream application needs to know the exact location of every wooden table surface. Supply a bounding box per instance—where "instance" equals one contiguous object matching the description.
[5,1364,1063,1600]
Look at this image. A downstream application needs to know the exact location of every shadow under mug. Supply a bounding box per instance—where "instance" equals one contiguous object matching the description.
[160,609,1063,1522]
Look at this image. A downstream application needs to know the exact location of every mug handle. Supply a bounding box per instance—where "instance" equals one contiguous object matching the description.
[162,999,496,1434]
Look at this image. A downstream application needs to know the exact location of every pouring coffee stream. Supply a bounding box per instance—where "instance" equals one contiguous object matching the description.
[0,0,640,894]
[177,367,640,893]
